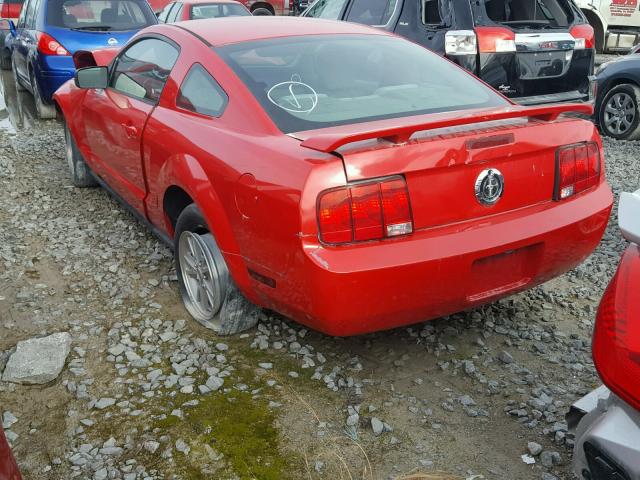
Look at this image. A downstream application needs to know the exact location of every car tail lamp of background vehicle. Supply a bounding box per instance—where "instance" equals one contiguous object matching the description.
[555,142,601,200]
[445,24,595,56]
[318,176,413,245]
[1,0,22,21]
[37,32,69,56]
[592,243,640,412]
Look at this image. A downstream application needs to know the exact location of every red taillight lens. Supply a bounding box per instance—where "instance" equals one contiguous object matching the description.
[37,32,70,56]
[570,24,595,50]
[475,26,516,53]
[317,176,413,245]
[555,142,601,200]
[593,245,640,411]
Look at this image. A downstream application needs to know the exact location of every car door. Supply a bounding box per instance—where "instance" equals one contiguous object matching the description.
[81,36,179,214]
[11,0,29,79]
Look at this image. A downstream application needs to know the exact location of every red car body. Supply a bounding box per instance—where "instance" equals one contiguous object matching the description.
[0,429,21,480]
[54,18,613,336]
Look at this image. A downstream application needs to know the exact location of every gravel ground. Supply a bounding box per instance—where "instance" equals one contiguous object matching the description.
[0,70,638,480]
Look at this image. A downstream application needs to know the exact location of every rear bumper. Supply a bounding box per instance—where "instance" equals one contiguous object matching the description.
[36,56,74,102]
[570,387,640,480]
[268,182,612,336]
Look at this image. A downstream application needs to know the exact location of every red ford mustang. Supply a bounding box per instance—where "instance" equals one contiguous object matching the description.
[54,17,613,336]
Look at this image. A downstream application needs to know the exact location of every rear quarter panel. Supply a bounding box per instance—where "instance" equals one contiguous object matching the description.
[142,29,341,303]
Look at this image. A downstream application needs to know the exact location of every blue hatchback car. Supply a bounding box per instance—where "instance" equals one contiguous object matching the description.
[9,0,157,118]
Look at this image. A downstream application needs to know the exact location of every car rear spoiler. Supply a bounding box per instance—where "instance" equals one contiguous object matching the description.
[72,48,121,69]
[299,103,593,153]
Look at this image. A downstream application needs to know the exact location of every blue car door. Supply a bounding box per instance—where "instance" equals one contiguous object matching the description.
[13,0,38,85]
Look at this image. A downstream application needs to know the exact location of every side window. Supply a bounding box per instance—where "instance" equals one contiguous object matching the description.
[110,37,179,103]
[304,0,348,19]
[176,63,228,117]
[422,0,443,24]
[345,0,397,25]
[16,0,28,27]
[23,0,37,27]
[166,2,182,21]
[157,2,174,22]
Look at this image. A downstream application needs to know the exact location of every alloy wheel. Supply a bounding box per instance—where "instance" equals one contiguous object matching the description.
[178,231,226,327]
[604,92,637,136]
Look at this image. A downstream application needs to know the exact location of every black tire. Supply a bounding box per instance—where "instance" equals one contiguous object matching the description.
[252,7,273,15]
[12,57,25,92]
[31,70,56,120]
[0,50,11,71]
[64,121,97,187]
[174,204,259,335]
[598,83,640,140]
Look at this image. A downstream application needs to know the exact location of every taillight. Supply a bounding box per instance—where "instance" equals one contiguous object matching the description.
[318,176,413,245]
[592,244,640,411]
[475,26,516,53]
[554,142,601,200]
[37,32,70,56]
[444,30,477,56]
[570,24,595,49]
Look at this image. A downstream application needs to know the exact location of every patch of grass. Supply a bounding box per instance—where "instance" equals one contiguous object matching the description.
[153,367,302,480]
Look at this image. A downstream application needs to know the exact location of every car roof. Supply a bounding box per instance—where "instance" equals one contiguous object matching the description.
[170,16,389,47]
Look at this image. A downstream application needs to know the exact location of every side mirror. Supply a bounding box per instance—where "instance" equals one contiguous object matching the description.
[8,20,16,37]
[74,66,108,89]
[619,189,640,245]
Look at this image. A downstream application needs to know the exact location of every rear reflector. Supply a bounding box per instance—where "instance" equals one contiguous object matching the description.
[318,176,413,245]
[592,244,640,411]
[570,24,595,50]
[555,142,601,200]
[475,26,517,53]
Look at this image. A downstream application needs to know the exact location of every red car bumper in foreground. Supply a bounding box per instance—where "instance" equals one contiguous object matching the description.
[282,183,612,336]
[0,428,21,480]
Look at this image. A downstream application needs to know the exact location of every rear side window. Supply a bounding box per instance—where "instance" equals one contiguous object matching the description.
[166,1,182,21]
[157,1,175,22]
[422,0,442,24]
[46,0,157,30]
[110,37,179,103]
[345,0,397,25]
[190,3,250,19]
[304,0,348,19]
[176,63,228,117]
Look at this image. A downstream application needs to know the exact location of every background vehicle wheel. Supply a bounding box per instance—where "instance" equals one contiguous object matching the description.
[174,204,259,335]
[31,71,56,120]
[599,83,640,140]
[0,50,11,70]
[252,7,273,15]
[12,58,25,92]
[64,121,97,187]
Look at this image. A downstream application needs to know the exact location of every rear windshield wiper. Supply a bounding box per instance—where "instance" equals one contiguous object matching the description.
[70,26,113,31]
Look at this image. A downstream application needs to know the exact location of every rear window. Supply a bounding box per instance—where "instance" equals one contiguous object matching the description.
[190,2,249,19]
[47,0,157,30]
[483,0,574,28]
[218,35,508,133]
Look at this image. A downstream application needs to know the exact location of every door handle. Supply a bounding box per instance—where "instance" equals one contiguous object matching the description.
[122,123,138,138]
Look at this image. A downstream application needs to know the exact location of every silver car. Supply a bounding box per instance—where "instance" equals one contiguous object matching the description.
[569,189,640,480]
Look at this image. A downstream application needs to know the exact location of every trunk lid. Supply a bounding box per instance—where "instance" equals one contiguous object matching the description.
[297,104,595,230]
[45,26,137,53]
